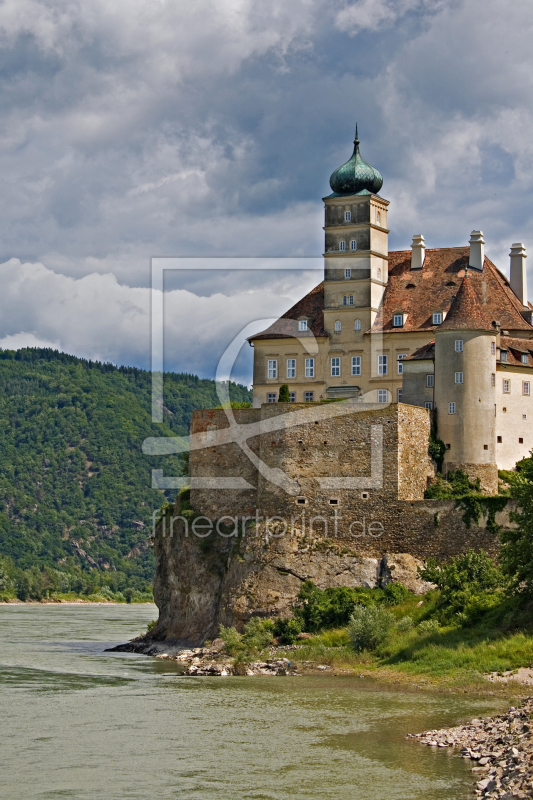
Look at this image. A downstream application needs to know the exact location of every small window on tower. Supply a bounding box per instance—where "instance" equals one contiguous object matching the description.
[339,241,346,252]
[455,372,463,384]
[377,268,382,279]
[455,340,463,352]
[448,402,456,414]
[345,268,351,279]
[519,437,524,444]
[426,374,434,387]
[354,319,361,331]
[334,320,341,332]
[491,373,495,386]
[523,381,530,396]
[350,240,357,251]
[491,341,496,355]
[376,210,381,225]
[425,401,433,410]
[345,210,351,222]
[503,379,511,393]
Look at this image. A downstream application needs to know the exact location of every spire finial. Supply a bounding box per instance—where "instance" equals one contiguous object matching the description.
[354,123,359,146]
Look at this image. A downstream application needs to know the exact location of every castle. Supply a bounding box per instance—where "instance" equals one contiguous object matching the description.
[248,129,533,493]
[154,132,527,640]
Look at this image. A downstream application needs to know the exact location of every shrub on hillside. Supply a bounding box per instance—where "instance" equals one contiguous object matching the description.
[273,617,302,644]
[348,605,395,652]
[502,454,533,596]
[219,617,274,657]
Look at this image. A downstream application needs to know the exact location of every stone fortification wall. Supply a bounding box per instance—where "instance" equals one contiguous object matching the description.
[148,401,513,644]
[188,402,507,561]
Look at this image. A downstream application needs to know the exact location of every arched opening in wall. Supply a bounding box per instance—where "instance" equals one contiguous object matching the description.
[334,320,341,332]
[354,319,361,331]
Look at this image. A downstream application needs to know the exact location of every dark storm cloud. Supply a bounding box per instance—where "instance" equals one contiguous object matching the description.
[1,0,533,376]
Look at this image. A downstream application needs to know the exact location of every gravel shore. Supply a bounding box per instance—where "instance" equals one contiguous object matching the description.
[409,698,533,798]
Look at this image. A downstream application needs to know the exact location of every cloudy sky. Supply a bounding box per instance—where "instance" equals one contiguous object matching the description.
[1,0,533,383]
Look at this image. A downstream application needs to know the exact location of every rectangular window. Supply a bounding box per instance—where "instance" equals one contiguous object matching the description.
[345,268,351,279]
[491,373,495,386]
[523,414,527,419]
[501,350,508,362]
[267,393,277,403]
[267,359,277,379]
[397,354,407,374]
[448,402,456,414]
[455,372,463,384]
[378,354,388,375]
[393,314,403,327]
[519,437,524,444]
[344,211,351,222]
[304,391,314,402]
[497,435,502,443]
[455,339,463,352]
[378,389,388,403]
[351,356,361,376]
[522,353,529,364]
[289,392,296,403]
[298,320,308,331]
[503,379,510,393]
[349,295,354,305]
[331,357,341,377]
[305,358,314,378]
[397,389,403,402]
[426,374,434,387]
[432,312,443,325]
[425,401,433,410]
[524,381,530,396]
[339,241,346,251]
[491,341,496,355]
[286,358,296,379]
[342,296,347,305]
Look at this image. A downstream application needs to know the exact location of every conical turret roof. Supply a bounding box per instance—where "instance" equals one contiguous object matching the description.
[329,126,383,196]
[439,270,495,331]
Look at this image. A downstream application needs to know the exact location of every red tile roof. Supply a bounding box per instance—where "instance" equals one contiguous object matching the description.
[439,271,496,331]
[250,247,533,341]
[372,248,532,334]
[250,281,327,341]
[499,336,533,367]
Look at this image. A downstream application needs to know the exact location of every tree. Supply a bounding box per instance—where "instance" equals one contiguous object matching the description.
[501,455,533,594]
[278,384,290,402]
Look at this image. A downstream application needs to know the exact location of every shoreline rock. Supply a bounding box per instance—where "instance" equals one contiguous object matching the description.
[409,698,533,798]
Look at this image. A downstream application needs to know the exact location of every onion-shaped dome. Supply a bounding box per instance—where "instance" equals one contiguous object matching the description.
[329,126,383,196]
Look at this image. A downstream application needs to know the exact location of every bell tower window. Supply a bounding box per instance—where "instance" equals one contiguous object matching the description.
[339,241,346,252]
[344,211,351,222]
[354,319,361,331]
[350,240,357,251]
[345,268,351,278]
[334,320,341,332]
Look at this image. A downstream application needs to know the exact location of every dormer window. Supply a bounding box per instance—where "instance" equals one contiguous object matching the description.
[350,240,357,251]
[334,320,341,332]
[393,314,403,327]
[298,320,308,331]
[501,349,508,362]
[345,268,351,279]
[522,353,529,364]
[432,312,443,325]
[344,211,351,222]
[339,241,346,252]
[354,319,361,331]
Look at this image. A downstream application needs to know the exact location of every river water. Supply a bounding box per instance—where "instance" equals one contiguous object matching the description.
[0,604,508,800]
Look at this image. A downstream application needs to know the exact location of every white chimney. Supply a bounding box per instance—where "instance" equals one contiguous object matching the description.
[510,242,527,304]
[469,230,485,271]
[411,234,425,270]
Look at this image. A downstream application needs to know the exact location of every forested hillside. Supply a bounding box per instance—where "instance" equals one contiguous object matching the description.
[0,348,251,601]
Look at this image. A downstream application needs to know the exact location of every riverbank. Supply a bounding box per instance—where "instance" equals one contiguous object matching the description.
[411,698,533,798]
[0,593,153,604]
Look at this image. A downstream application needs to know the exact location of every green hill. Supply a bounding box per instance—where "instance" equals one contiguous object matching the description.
[0,348,251,601]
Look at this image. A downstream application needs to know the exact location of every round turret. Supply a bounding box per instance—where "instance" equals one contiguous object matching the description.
[329,126,383,196]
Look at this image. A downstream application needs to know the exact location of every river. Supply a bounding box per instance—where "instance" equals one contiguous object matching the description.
[0,603,508,800]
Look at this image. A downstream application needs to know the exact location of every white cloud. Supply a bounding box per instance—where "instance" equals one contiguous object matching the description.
[0,258,319,381]
[334,0,444,34]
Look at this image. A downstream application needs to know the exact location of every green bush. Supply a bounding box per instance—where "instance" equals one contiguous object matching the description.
[348,605,395,652]
[383,582,411,605]
[278,384,290,402]
[501,454,533,596]
[273,618,302,644]
[294,581,385,632]
[219,617,274,657]
[424,469,482,499]
[396,615,414,632]
[418,619,440,634]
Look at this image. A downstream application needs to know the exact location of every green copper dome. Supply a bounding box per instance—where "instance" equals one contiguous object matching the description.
[329,126,383,196]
